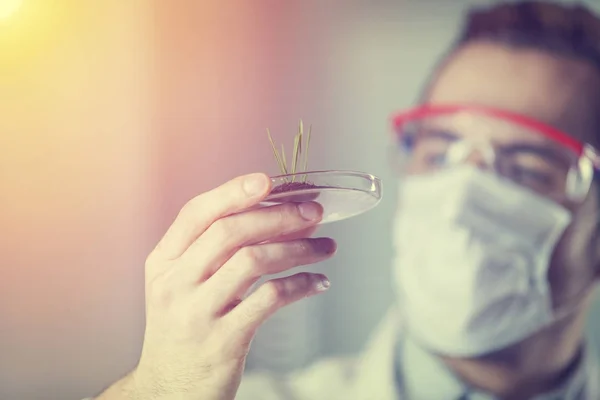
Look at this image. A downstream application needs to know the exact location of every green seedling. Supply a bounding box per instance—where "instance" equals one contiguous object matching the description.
[267,120,320,199]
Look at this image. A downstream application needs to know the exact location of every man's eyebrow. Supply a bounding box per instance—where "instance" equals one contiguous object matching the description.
[417,126,461,141]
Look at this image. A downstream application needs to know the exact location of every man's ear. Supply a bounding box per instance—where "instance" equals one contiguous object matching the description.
[564,180,595,263]
[587,205,600,279]
[593,229,600,279]
[569,190,600,279]
[594,241,600,279]
[587,187,600,279]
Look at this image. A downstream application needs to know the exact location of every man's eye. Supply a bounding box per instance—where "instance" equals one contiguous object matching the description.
[506,166,555,189]
[425,152,447,166]
[412,137,453,168]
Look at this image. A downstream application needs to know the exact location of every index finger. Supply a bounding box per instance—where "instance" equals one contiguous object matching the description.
[153,173,272,260]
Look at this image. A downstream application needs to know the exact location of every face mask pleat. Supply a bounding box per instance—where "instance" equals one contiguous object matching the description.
[393,165,571,356]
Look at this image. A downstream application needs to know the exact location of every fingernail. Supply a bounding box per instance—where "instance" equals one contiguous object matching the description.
[315,278,330,292]
[298,202,322,221]
[244,174,268,196]
[313,238,336,254]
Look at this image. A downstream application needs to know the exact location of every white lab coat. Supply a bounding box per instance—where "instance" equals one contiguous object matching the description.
[236,308,600,400]
[235,308,400,400]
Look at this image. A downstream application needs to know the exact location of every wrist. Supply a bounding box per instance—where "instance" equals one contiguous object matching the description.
[94,370,145,400]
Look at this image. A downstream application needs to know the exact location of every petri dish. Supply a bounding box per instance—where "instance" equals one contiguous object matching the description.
[259,170,383,224]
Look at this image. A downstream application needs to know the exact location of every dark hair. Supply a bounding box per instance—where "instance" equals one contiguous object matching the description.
[421,2,600,103]
[457,1,600,71]
[453,1,600,200]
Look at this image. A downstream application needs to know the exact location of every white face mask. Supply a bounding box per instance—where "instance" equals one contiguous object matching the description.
[393,166,572,356]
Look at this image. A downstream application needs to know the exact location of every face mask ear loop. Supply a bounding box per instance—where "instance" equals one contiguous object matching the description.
[572,146,600,275]
[564,149,600,275]
[583,146,600,248]
[593,168,600,275]
[587,148,600,256]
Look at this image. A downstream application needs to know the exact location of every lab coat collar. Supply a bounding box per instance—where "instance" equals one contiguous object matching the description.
[352,307,403,400]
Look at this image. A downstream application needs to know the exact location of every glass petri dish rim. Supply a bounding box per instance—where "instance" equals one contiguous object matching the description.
[267,169,383,200]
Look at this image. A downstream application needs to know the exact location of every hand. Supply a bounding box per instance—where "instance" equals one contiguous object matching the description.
[132,173,336,400]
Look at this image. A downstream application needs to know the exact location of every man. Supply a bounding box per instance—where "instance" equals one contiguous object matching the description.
[91,1,600,399]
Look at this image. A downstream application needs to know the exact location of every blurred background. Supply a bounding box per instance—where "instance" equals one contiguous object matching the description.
[1,0,600,399]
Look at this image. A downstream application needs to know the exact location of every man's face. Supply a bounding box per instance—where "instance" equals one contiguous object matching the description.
[420,41,600,312]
